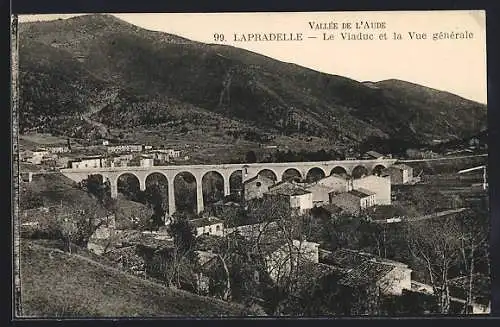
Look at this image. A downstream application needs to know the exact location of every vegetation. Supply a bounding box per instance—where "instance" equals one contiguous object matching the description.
[19,14,486,149]
[20,240,256,317]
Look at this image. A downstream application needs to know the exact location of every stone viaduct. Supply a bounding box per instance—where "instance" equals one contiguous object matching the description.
[60,159,397,215]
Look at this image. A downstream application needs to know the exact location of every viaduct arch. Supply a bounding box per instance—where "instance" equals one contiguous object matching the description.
[61,159,397,217]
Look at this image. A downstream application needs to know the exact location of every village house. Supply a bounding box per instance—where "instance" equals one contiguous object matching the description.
[190,217,224,237]
[319,248,412,296]
[109,154,134,167]
[70,155,108,169]
[164,148,181,158]
[305,183,339,206]
[225,220,280,239]
[47,145,71,154]
[262,236,320,283]
[362,150,386,160]
[383,164,415,185]
[265,181,313,214]
[139,156,154,167]
[55,156,71,169]
[243,174,276,202]
[23,149,50,165]
[106,144,143,153]
[353,175,392,205]
[146,150,171,163]
[329,188,376,215]
[315,174,352,191]
[311,203,344,219]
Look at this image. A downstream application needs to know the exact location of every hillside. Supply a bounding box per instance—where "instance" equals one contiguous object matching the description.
[18,14,487,151]
[20,240,255,317]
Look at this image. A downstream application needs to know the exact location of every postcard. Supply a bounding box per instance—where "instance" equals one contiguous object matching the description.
[12,11,489,317]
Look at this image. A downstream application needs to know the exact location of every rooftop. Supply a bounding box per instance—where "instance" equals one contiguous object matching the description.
[320,248,409,269]
[117,230,175,249]
[351,188,376,197]
[365,151,385,158]
[293,262,340,291]
[329,189,374,199]
[73,155,105,161]
[243,174,276,185]
[318,248,409,287]
[305,183,336,193]
[266,181,311,196]
[338,261,394,287]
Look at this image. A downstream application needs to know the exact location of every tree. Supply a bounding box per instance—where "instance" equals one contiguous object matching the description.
[79,175,115,212]
[455,208,489,313]
[53,200,109,253]
[165,216,197,288]
[129,203,155,231]
[406,217,461,314]
[144,183,167,228]
[174,175,197,214]
[57,216,79,254]
[245,197,318,314]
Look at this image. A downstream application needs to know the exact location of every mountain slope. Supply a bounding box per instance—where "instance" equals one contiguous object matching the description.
[18,14,487,147]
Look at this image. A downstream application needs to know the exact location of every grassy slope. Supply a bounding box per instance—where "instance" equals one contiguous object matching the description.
[20,240,252,317]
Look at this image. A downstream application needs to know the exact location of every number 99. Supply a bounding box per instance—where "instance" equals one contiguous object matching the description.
[214,33,225,42]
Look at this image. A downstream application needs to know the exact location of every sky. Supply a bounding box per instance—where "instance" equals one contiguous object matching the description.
[18,11,487,104]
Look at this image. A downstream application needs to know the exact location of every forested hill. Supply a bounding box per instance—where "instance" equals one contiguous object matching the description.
[18,14,487,148]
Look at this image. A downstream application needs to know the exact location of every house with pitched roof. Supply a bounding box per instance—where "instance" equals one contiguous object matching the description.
[305,183,339,206]
[260,235,320,283]
[243,174,276,202]
[383,164,415,185]
[329,188,377,215]
[363,150,386,160]
[189,217,224,237]
[265,181,313,214]
[315,174,352,192]
[352,175,392,205]
[318,248,412,296]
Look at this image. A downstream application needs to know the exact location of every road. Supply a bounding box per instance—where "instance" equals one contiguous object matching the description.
[372,207,468,224]
[397,154,487,163]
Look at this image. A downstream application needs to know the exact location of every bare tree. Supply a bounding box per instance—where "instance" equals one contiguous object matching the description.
[456,209,489,313]
[406,217,461,314]
[246,197,315,314]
